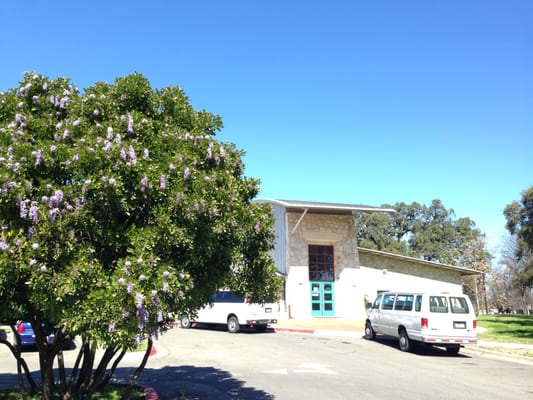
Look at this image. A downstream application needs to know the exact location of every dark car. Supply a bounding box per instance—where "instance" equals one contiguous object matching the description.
[15,321,64,347]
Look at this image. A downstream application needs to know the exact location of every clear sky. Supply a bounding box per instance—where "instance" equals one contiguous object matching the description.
[1,1,531,260]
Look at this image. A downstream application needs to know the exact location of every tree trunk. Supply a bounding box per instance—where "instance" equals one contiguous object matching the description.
[121,337,153,400]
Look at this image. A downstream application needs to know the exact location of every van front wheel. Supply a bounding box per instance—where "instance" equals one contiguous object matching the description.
[364,321,375,340]
[399,329,413,352]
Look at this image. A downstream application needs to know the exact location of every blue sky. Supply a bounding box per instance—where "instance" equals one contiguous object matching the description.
[1,1,531,259]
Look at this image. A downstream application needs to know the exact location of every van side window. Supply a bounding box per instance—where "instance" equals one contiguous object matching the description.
[393,294,414,311]
[382,294,395,310]
[450,297,469,314]
[372,294,382,309]
[415,295,422,312]
[430,296,449,313]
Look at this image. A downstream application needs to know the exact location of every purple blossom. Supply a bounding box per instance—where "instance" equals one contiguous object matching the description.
[40,266,47,273]
[103,140,112,154]
[107,126,113,138]
[29,201,39,222]
[143,148,149,159]
[163,271,170,278]
[128,146,137,165]
[206,142,213,160]
[137,257,143,265]
[127,115,134,135]
[118,278,125,286]
[108,322,115,333]
[162,282,169,292]
[127,282,134,293]
[183,167,190,180]
[254,222,260,232]
[20,200,29,218]
[159,175,166,189]
[29,259,37,266]
[93,109,99,116]
[135,292,144,308]
[32,243,39,250]
[179,272,185,280]
[120,94,126,101]
[49,208,60,222]
[140,177,148,192]
[139,274,146,281]
[33,149,43,166]
[0,240,9,251]
[108,178,116,186]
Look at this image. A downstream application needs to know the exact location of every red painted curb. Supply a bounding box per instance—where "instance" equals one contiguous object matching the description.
[144,386,159,400]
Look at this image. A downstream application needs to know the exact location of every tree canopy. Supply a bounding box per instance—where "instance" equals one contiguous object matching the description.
[503,186,533,288]
[0,72,280,399]
[355,199,490,266]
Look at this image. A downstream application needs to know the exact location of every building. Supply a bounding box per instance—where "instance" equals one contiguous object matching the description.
[259,199,481,320]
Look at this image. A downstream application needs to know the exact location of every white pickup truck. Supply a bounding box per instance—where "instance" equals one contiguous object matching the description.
[180,291,278,333]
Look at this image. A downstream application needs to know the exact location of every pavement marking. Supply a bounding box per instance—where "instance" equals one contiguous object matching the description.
[265,363,336,375]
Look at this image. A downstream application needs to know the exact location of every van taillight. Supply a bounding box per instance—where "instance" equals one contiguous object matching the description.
[421,318,428,328]
[473,320,477,329]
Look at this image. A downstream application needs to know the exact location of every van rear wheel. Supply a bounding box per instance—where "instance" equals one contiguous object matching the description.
[399,329,413,352]
[227,316,240,333]
[446,345,460,355]
[364,321,375,340]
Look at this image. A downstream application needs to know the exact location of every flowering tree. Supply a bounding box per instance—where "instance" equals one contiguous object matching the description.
[0,72,280,400]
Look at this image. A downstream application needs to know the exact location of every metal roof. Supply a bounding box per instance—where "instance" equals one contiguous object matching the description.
[358,247,482,276]
[258,199,396,215]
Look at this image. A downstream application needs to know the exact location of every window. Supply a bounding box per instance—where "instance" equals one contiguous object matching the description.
[382,294,396,310]
[308,245,334,282]
[394,294,414,311]
[429,296,449,313]
[415,295,422,312]
[372,294,382,310]
[450,297,470,314]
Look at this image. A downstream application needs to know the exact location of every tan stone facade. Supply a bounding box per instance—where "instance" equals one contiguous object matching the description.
[260,199,479,320]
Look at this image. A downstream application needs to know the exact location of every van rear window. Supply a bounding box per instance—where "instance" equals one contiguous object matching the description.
[429,296,448,313]
[450,297,470,314]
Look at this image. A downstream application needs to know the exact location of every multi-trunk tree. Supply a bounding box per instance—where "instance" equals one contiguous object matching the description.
[0,72,280,399]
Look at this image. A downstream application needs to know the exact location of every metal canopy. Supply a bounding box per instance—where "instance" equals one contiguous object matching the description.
[261,199,396,215]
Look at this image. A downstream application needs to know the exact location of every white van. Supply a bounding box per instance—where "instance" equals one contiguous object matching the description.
[179,291,278,333]
[365,292,477,354]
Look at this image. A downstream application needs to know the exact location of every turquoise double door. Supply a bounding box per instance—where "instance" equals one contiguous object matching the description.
[310,281,335,317]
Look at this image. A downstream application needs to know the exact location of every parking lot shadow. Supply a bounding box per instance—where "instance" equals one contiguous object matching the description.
[138,365,274,399]
[0,365,275,400]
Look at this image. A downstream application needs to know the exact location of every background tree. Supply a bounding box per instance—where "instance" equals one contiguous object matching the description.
[0,72,280,400]
[503,186,533,289]
[356,199,491,311]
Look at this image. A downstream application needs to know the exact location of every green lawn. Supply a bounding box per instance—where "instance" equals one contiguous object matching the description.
[477,314,533,344]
